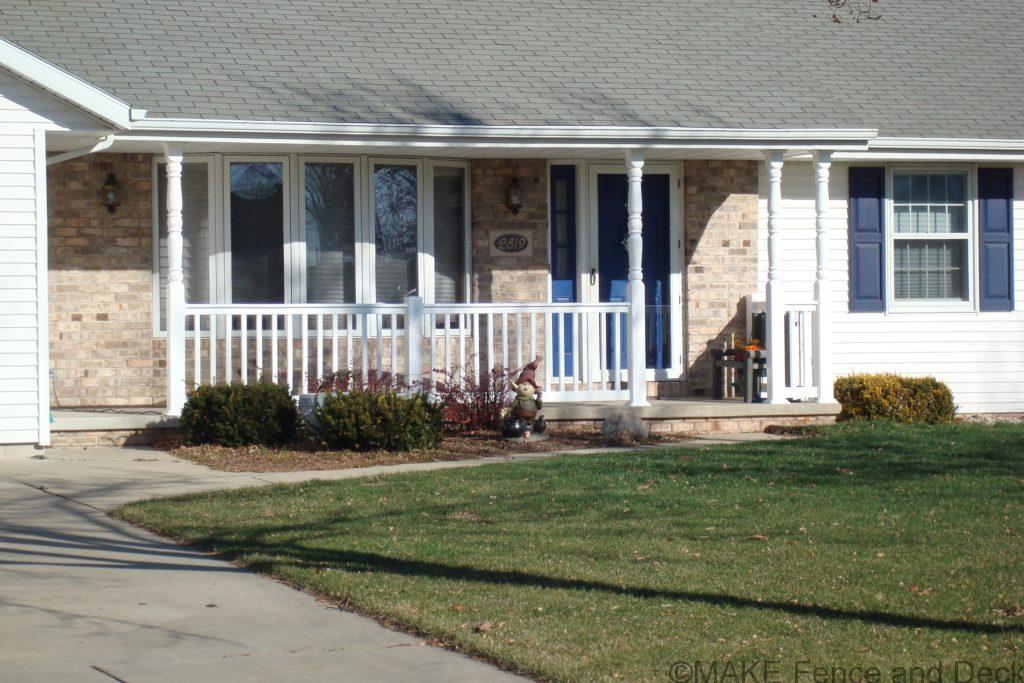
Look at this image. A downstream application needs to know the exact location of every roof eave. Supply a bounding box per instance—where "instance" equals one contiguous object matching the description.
[0,37,133,129]
[125,117,879,150]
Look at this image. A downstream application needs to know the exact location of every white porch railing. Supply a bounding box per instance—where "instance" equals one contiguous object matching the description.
[181,299,630,402]
[784,303,817,400]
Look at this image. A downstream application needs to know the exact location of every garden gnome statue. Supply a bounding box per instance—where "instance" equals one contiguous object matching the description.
[504,357,546,438]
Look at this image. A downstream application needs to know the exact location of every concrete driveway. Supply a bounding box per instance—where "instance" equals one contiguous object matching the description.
[0,447,525,682]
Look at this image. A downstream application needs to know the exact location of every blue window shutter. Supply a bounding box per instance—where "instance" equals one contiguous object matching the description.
[978,168,1014,312]
[848,167,886,312]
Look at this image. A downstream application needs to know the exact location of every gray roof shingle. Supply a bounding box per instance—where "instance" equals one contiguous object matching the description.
[2,0,1023,138]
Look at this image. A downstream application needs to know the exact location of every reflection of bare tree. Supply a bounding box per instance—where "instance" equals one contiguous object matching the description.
[230,162,283,200]
[305,164,356,303]
[305,164,355,255]
[374,165,417,259]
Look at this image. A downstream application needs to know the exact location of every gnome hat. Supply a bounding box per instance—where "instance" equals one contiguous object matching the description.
[514,357,540,390]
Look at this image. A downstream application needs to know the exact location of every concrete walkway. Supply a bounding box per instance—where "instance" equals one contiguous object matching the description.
[0,435,777,681]
[0,447,534,682]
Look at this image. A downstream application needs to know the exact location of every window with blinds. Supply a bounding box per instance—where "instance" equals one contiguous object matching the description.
[432,166,466,304]
[892,171,969,301]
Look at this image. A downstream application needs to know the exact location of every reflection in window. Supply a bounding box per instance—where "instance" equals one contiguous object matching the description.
[432,166,466,304]
[305,163,356,303]
[230,162,284,303]
[374,164,418,303]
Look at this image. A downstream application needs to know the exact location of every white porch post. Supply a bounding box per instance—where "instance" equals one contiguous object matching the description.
[812,151,836,403]
[626,150,648,407]
[764,150,787,404]
[164,145,187,416]
[405,294,424,396]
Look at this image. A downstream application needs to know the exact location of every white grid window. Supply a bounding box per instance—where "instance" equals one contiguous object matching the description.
[891,171,971,302]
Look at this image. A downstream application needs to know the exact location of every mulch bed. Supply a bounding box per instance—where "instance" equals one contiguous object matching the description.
[156,428,683,473]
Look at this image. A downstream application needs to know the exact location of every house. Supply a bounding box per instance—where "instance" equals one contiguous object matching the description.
[0,1,1021,448]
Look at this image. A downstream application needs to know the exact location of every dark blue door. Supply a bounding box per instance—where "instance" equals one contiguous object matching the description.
[550,166,576,378]
[596,173,671,370]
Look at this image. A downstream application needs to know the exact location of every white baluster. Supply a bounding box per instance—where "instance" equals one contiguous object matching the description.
[210,315,217,384]
[316,314,324,386]
[501,313,509,370]
[192,313,200,389]
[286,314,294,393]
[271,314,279,384]
[331,314,339,375]
[240,314,248,384]
[256,314,263,382]
[224,314,232,384]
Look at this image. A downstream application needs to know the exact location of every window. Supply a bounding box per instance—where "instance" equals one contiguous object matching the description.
[303,162,356,303]
[891,170,971,303]
[229,161,286,303]
[432,165,467,304]
[155,161,211,331]
[373,162,419,303]
[154,155,469,333]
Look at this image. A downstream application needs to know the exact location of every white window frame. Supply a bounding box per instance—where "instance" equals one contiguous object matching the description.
[366,157,425,305]
[153,154,472,335]
[885,164,978,313]
[296,155,363,305]
[424,159,472,306]
[222,155,293,306]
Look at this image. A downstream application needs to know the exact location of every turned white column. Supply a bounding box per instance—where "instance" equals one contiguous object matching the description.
[812,151,836,403]
[764,150,787,404]
[164,146,187,416]
[626,150,648,407]
[405,294,424,396]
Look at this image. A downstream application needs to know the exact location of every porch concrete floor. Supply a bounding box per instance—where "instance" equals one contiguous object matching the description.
[49,398,840,433]
[50,407,177,433]
[542,397,841,421]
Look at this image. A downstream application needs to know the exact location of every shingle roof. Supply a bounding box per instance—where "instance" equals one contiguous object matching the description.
[1,0,1022,138]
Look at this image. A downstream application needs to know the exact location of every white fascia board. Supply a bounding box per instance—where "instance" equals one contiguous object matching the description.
[871,137,1024,151]
[0,37,132,128]
[126,117,877,149]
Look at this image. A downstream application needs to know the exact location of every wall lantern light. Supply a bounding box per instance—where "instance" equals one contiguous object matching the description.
[505,176,524,214]
[101,172,119,213]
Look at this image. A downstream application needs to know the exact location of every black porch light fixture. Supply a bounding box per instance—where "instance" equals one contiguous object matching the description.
[505,176,524,214]
[101,172,120,213]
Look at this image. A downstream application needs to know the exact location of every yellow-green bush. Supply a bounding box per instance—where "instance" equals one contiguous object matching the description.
[834,373,955,424]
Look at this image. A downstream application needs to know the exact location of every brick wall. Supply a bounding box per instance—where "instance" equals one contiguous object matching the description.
[48,153,163,407]
[470,159,549,305]
[684,160,759,396]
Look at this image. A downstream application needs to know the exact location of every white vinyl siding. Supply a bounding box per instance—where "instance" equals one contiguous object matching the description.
[0,68,86,445]
[758,161,1024,414]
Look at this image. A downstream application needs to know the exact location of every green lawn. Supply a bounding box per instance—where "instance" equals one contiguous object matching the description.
[116,423,1024,681]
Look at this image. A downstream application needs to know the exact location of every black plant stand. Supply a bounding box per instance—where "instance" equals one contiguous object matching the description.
[710,348,767,403]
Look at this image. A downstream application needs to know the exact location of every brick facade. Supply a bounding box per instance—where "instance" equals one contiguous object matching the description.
[48,153,164,407]
[470,159,549,305]
[683,160,759,396]
[45,155,760,408]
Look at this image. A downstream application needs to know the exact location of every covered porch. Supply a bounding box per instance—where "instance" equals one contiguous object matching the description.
[47,123,874,419]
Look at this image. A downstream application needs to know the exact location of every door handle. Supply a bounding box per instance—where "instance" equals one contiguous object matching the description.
[590,268,597,286]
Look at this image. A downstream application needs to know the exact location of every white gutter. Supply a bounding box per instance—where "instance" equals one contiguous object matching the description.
[121,119,878,151]
[871,137,1024,151]
[46,135,116,165]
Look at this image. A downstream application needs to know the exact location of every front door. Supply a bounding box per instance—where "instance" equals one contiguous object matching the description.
[596,172,672,370]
